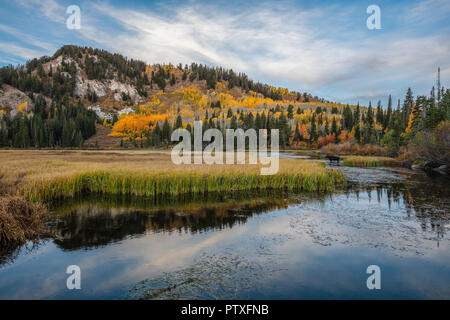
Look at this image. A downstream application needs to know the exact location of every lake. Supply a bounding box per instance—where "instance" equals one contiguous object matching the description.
[0,161,449,299]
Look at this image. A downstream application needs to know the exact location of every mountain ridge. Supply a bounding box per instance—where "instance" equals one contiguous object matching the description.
[0,45,324,114]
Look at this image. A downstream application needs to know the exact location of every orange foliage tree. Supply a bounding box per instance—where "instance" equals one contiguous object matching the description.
[109,114,167,140]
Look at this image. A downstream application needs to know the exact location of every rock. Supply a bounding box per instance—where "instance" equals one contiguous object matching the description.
[411,164,423,170]
[423,159,447,171]
[0,84,35,117]
[432,165,449,175]
[109,80,142,103]
[74,75,107,97]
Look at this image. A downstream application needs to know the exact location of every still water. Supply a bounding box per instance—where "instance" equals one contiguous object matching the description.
[0,164,449,299]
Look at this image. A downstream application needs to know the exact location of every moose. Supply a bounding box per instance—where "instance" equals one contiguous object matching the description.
[325,155,341,164]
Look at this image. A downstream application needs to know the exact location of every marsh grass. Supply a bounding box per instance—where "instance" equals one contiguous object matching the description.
[0,196,46,247]
[343,156,399,167]
[0,150,346,203]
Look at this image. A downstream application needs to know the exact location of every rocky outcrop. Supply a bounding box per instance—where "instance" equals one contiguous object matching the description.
[0,84,34,117]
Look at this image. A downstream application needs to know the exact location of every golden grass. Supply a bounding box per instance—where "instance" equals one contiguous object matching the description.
[0,150,346,202]
[343,156,399,167]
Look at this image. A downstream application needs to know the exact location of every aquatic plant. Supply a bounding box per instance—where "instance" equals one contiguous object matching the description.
[23,167,345,202]
[343,156,398,167]
[0,150,346,203]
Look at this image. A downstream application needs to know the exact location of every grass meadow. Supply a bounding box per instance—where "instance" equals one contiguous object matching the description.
[0,150,346,202]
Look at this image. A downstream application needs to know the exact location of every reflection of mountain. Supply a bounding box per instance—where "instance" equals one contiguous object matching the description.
[43,173,450,251]
[46,192,295,250]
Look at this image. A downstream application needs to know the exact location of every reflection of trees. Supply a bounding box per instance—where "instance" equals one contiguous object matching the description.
[344,174,449,242]
[401,176,450,243]
[0,243,21,266]
[0,241,45,268]
[46,192,294,251]
[2,173,448,266]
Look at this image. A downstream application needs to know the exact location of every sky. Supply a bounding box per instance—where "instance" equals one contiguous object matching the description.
[0,0,449,107]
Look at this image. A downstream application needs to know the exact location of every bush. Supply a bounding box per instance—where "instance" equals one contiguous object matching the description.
[321,141,386,156]
[405,120,450,163]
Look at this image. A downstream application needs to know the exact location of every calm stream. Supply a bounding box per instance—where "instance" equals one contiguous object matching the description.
[0,160,449,299]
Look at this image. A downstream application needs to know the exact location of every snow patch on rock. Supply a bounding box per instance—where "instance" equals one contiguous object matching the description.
[88,105,113,121]
[117,107,134,116]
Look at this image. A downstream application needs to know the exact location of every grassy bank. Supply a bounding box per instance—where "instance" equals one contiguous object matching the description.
[0,150,346,203]
[343,156,399,167]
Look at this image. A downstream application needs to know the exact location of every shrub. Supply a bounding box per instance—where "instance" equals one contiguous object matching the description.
[405,120,450,163]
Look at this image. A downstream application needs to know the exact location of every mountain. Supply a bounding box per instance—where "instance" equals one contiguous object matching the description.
[4,45,418,151]
[0,45,320,113]
[0,45,327,148]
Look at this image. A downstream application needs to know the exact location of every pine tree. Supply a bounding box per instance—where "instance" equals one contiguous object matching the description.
[384,94,392,130]
[230,115,238,129]
[354,123,361,144]
[175,114,183,128]
[364,104,374,144]
[287,105,294,119]
[402,88,414,130]
[310,114,317,143]
[343,105,353,130]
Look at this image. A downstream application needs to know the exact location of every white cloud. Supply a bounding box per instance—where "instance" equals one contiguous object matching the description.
[16,0,65,23]
[0,41,46,61]
[404,0,450,24]
[81,2,448,103]
[0,24,56,51]
[10,0,450,103]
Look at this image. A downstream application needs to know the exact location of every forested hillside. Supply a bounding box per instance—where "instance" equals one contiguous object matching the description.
[0,45,448,165]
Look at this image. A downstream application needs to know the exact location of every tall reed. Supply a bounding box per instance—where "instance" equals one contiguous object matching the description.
[0,150,346,203]
[23,168,346,202]
[343,156,398,167]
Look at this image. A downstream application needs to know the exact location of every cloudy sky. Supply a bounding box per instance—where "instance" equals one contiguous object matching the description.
[0,0,449,106]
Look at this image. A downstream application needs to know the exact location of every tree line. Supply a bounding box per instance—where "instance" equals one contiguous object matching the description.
[0,96,96,148]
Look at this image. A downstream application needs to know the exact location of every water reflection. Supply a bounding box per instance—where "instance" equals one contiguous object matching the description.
[46,191,297,251]
[0,167,448,299]
[342,168,449,244]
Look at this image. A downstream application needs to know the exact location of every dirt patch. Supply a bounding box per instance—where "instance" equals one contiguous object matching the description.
[83,124,123,148]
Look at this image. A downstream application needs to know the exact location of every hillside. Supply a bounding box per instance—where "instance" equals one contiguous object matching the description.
[0,45,448,154]
[0,45,323,110]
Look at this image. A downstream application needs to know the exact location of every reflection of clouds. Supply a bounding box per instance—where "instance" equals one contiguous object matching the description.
[1,167,449,298]
[0,242,69,299]
[75,226,247,294]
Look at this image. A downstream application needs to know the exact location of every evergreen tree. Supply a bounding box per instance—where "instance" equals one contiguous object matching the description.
[175,114,183,128]
[402,88,414,130]
[310,114,317,143]
[342,105,353,131]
